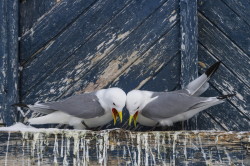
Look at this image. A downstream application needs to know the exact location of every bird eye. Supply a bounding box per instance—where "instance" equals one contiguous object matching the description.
[113,102,116,106]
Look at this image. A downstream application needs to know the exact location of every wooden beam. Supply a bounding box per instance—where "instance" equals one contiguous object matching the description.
[20,0,97,62]
[0,129,249,165]
[0,0,19,125]
[180,0,198,87]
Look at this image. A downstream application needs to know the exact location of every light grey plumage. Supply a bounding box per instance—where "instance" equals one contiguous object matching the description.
[14,87,126,129]
[33,92,105,119]
[142,92,217,120]
[126,62,235,127]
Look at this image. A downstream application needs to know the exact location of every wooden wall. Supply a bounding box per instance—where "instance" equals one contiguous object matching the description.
[0,0,249,131]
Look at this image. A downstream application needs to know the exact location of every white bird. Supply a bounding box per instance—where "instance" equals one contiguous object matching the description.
[126,62,235,127]
[13,87,126,129]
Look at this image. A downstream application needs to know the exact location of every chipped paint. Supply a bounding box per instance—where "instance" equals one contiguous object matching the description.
[117,31,130,40]
[97,41,105,50]
[169,14,177,22]
[136,77,152,89]
[83,51,139,92]
[198,61,207,68]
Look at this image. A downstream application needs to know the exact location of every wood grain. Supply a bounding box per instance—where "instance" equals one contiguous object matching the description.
[61,0,179,98]
[222,0,250,26]
[0,129,249,165]
[20,0,96,61]
[198,44,250,119]
[21,0,132,96]
[20,0,57,35]
[199,0,250,56]
[180,0,198,87]
[22,0,175,103]
[198,13,250,87]
[0,0,19,125]
[111,23,180,92]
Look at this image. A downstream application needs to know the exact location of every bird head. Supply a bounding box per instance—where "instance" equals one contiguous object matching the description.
[104,87,126,125]
[126,90,144,127]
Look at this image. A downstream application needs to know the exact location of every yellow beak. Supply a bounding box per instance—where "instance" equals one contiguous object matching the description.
[129,111,139,127]
[118,111,123,122]
[134,113,138,127]
[129,115,133,126]
[112,108,123,125]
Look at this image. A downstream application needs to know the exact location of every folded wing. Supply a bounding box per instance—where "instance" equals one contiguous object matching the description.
[141,92,222,121]
[30,92,105,119]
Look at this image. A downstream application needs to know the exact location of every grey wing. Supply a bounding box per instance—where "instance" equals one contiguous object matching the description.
[141,92,209,120]
[41,92,105,118]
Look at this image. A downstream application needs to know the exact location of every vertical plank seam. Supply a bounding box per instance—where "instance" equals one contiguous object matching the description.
[0,0,19,125]
[180,0,198,88]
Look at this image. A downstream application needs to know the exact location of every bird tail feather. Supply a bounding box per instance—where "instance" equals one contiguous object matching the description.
[189,93,235,111]
[28,104,55,114]
[185,61,221,96]
[189,98,224,110]
[13,102,55,115]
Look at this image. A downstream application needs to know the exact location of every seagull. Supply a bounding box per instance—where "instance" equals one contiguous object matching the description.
[13,87,126,129]
[126,62,236,127]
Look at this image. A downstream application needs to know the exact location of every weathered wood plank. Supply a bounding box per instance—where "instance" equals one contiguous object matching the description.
[180,0,198,87]
[140,54,181,92]
[20,0,57,35]
[22,0,175,103]
[199,0,250,56]
[185,112,225,131]
[0,129,249,165]
[21,0,132,96]
[222,0,250,26]
[20,0,97,61]
[111,23,180,92]
[200,86,249,131]
[0,0,19,125]
[197,44,250,130]
[61,0,179,98]
[198,13,250,86]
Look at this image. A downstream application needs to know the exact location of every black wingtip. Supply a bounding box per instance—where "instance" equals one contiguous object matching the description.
[217,93,236,100]
[205,61,221,77]
[11,103,29,108]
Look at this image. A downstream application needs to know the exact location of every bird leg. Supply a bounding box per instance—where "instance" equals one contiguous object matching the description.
[81,121,90,130]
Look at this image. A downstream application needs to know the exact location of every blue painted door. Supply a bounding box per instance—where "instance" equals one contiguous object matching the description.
[0,0,249,131]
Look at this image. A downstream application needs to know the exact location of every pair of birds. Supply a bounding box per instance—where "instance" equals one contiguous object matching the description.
[14,62,235,130]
